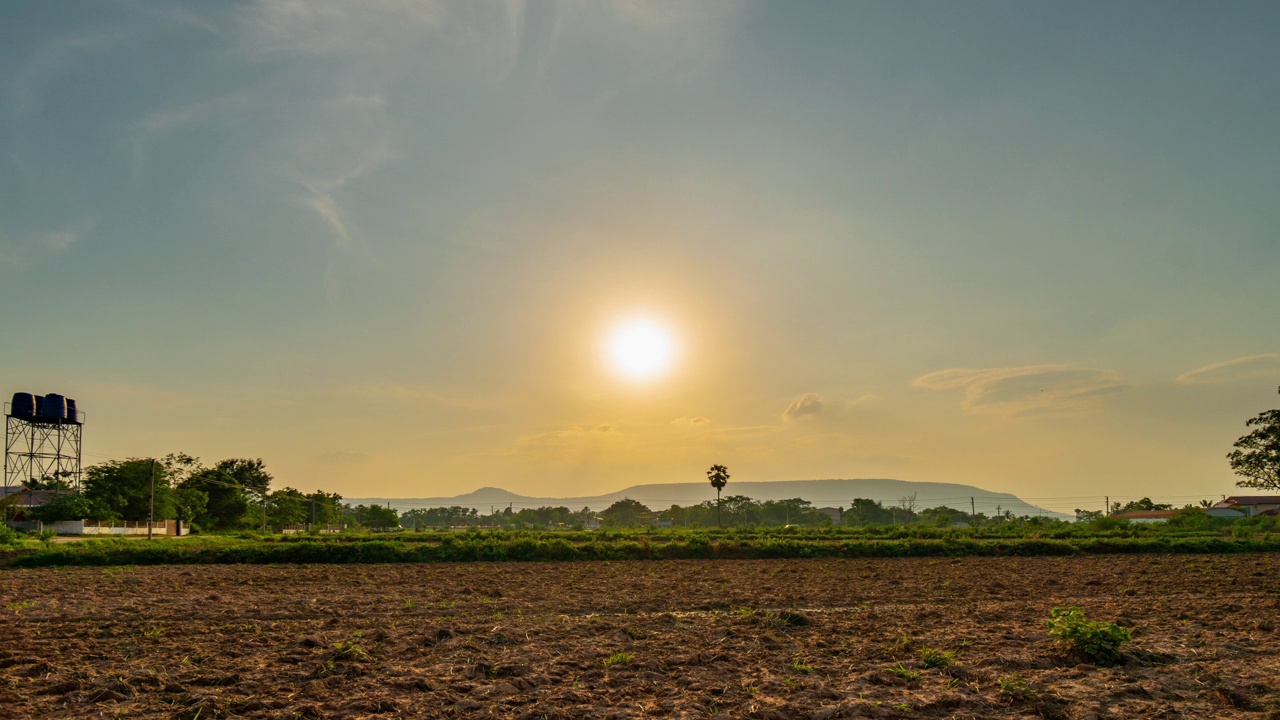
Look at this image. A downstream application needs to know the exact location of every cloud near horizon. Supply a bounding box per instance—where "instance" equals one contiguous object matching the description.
[1175,354,1280,386]
[914,365,1128,416]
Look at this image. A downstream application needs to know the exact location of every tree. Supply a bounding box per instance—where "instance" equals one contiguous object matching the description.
[364,505,399,529]
[847,498,895,525]
[215,458,273,498]
[179,468,251,530]
[268,487,309,528]
[707,464,729,526]
[306,491,344,526]
[1227,386,1280,491]
[83,458,174,522]
[400,505,478,528]
[1111,497,1172,514]
[601,498,651,527]
[171,487,208,527]
[27,473,74,492]
[898,492,918,517]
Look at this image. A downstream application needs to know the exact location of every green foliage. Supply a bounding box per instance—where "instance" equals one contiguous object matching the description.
[171,488,208,524]
[214,458,273,497]
[330,640,367,661]
[267,487,309,528]
[603,651,634,667]
[1111,497,1173,514]
[997,673,1036,700]
[919,646,955,668]
[601,498,652,527]
[84,458,174,522]
[180,468,252,530]
[346,504,398,529]
[8,523,1280,568]
[25,492,115,522]
[887,662,920,681]
[1227,387,1280,490]
[1046,607,1130,664]
[0,523,24,548]
[706,464,729,491]
[401,505,481,528]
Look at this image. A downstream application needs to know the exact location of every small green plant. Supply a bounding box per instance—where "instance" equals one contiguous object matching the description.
[791,654,813,674]
[919,646,955,668]
[144,627,165,639]
[997,673,1036,700]
[5,600,34,613]
[604,651,634,667]
[331,641,367,661]
[1046,606,1130,664]
[887,662,921,682]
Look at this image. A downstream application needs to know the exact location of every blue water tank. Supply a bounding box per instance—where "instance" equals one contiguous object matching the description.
[65,397,79,423]
[10,392,36,418]
[39,393,67,420]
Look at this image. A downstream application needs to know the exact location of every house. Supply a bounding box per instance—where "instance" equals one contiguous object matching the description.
[1111,510,1178,523]
[1210,496,1280,517]
[816,507,843,525]
[0,486,58,521]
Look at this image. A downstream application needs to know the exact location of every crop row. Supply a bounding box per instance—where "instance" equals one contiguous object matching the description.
[7,533,1280,567]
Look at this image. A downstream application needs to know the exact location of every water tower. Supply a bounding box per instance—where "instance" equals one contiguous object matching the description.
[4,392,84,492]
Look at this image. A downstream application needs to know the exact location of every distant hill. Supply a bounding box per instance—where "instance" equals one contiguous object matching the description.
[349,478,1069,519]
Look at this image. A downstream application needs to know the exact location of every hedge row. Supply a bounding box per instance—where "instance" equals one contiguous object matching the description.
[7,534,1280,568]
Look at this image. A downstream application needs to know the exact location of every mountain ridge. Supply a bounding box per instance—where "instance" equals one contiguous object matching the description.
[349,478,1069,519]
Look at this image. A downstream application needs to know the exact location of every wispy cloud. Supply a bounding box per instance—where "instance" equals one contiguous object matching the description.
[1175,354,1280,386]
[317,450,371,465]
[330,382,500,411]
[491,424,623,463]
[782,392,825,421]
[914,365,1128,416]
[0,221,94,270]
[672,416,711,427]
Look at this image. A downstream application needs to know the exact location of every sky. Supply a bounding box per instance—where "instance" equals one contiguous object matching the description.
[2,0,1278,512]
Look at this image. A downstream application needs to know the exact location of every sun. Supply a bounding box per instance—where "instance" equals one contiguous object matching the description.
[606,318,677,381]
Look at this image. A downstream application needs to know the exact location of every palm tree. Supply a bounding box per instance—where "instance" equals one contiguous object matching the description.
[706,464,730,526]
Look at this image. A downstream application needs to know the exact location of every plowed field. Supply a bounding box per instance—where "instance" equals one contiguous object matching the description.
[2,555,1279,719]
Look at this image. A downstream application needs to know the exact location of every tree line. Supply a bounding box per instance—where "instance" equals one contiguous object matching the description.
[21,454,344,531]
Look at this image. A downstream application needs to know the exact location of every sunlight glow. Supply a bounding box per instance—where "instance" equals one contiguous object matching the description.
[606,318,677,381]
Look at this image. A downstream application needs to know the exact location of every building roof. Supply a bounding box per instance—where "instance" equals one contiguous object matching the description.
[0,486,59,507]
[1219,496,1280,506]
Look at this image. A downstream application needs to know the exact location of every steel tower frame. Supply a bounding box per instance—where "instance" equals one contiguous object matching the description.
[4,403,83,491]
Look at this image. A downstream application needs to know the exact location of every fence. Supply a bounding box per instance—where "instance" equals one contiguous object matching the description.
[3,519,183,536]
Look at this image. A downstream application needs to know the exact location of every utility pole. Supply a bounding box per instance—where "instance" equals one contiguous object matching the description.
[970,497,975,518]
[261,493,267,533]
[995,505,1001,524]
[1105,496,1109,517]
[148,459,156,541]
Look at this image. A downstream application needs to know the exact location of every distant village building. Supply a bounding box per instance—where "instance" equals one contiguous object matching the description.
[0,486,58,516]
[816,507,843,525]
[1210,496,1280,517]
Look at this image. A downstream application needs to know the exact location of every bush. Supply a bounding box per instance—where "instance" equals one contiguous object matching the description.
[1046,607,1130,664]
